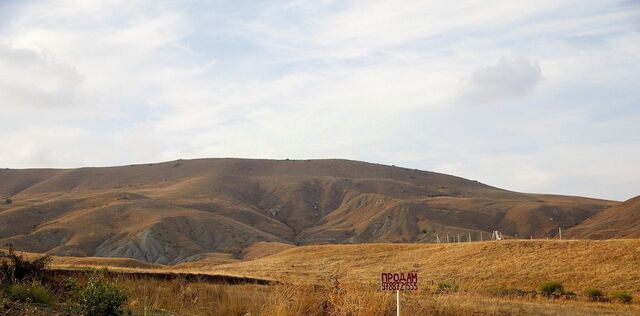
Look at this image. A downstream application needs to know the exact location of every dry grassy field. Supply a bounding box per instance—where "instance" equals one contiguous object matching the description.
[197,239,640,292]
[4,239,634,315]
[115,277,640,316]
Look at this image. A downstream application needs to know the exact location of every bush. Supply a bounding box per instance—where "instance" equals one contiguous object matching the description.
[78,272,129,316]
[4,198,11,204]
[436,281,459,293]
[0,244,51,282]
[7,282,54,305]
[611,291,632,304]
[538,281,564,296]
[584,288,604,301]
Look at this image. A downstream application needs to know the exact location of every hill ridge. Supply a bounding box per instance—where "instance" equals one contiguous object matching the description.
[0,158,621,264]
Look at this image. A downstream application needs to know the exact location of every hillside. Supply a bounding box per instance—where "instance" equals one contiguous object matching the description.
[40,240,640,294]
[199,240,640,293]
[566,195,640,239]
[0,158,616,264]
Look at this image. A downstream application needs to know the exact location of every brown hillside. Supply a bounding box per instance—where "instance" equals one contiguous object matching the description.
[0,158,616,264]
[565,195,640,239]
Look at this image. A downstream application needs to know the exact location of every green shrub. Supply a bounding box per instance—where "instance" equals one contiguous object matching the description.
[583,288,603,301]
[611,291,632,304]
[78,272,129,316]
[436,281,459,293]
[7,282,54,305]
[538,281,564,296]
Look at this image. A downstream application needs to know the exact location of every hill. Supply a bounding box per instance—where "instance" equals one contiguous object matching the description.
[566,195,640,239]
[0,158,616,264]
[197,240,640,293]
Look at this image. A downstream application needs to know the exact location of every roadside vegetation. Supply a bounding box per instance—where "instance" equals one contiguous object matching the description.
[1,245,130,315]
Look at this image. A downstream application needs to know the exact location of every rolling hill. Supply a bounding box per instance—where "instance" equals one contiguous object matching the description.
[193,240,640,292]
[0,158,618,264]
[565,195,640,239]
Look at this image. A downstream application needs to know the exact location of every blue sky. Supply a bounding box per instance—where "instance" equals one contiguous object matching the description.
[0,0,639,200]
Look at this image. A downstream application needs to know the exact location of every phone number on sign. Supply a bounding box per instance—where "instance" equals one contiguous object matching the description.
[380,282,418,291]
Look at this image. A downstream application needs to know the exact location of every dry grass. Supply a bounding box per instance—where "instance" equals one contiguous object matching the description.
[60,240,640,315]
[6,239,640,315]
[42,240,640,294]
[114,277,640,316]
[199,240,640,293]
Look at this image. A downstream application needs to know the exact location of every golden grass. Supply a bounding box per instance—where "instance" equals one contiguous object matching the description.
[115,277,640,316]
[199,240,640,293]
[41,240,640,293]
[241,241,296,260]
[6,239,640,315]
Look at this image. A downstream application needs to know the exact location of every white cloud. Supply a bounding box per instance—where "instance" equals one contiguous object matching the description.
[0,45,82,108]
[465,57,541,102]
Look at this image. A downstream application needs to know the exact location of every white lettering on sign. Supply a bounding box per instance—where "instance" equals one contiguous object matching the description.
[380,272,418,291]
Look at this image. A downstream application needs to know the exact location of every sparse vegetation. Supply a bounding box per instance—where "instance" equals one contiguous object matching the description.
[77,271,130,316]
[612,291,633,304]
[436,281,459,293]
[539,281,565,297]
[584,288,604,301]
[6,281,54,305]
[0,245,51,282]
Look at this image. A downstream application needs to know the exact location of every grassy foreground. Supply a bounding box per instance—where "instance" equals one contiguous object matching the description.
[115,277,640,315]
[4,273,637,315]
[3,240,640,315]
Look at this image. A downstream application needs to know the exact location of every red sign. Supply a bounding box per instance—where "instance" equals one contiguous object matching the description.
[380,272,418,291]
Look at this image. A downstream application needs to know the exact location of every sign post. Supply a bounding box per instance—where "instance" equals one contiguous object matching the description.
[396,289,400,316]
[380,272,418,316]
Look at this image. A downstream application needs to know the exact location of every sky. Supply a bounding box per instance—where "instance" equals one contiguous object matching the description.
[0,0,639,201]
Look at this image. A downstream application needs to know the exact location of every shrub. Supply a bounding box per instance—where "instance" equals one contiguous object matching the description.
[4,198,11,204]
[538,281,564,296]
[78,272,129,316]
[7,282,54,305]
[611,291,632,304]
[436,281,459,293]
[0,244,51,282]
[583,288,604,301]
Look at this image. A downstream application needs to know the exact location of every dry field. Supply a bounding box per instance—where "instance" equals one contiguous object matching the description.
[168,239,640,292]
[115,277,640,316]
[5,239,634,315]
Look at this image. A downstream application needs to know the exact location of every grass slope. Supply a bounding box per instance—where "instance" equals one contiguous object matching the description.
[202,240,640,293]
[566,195,640,239]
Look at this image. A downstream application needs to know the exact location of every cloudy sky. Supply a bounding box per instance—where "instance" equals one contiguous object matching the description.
[1,0,639,200]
